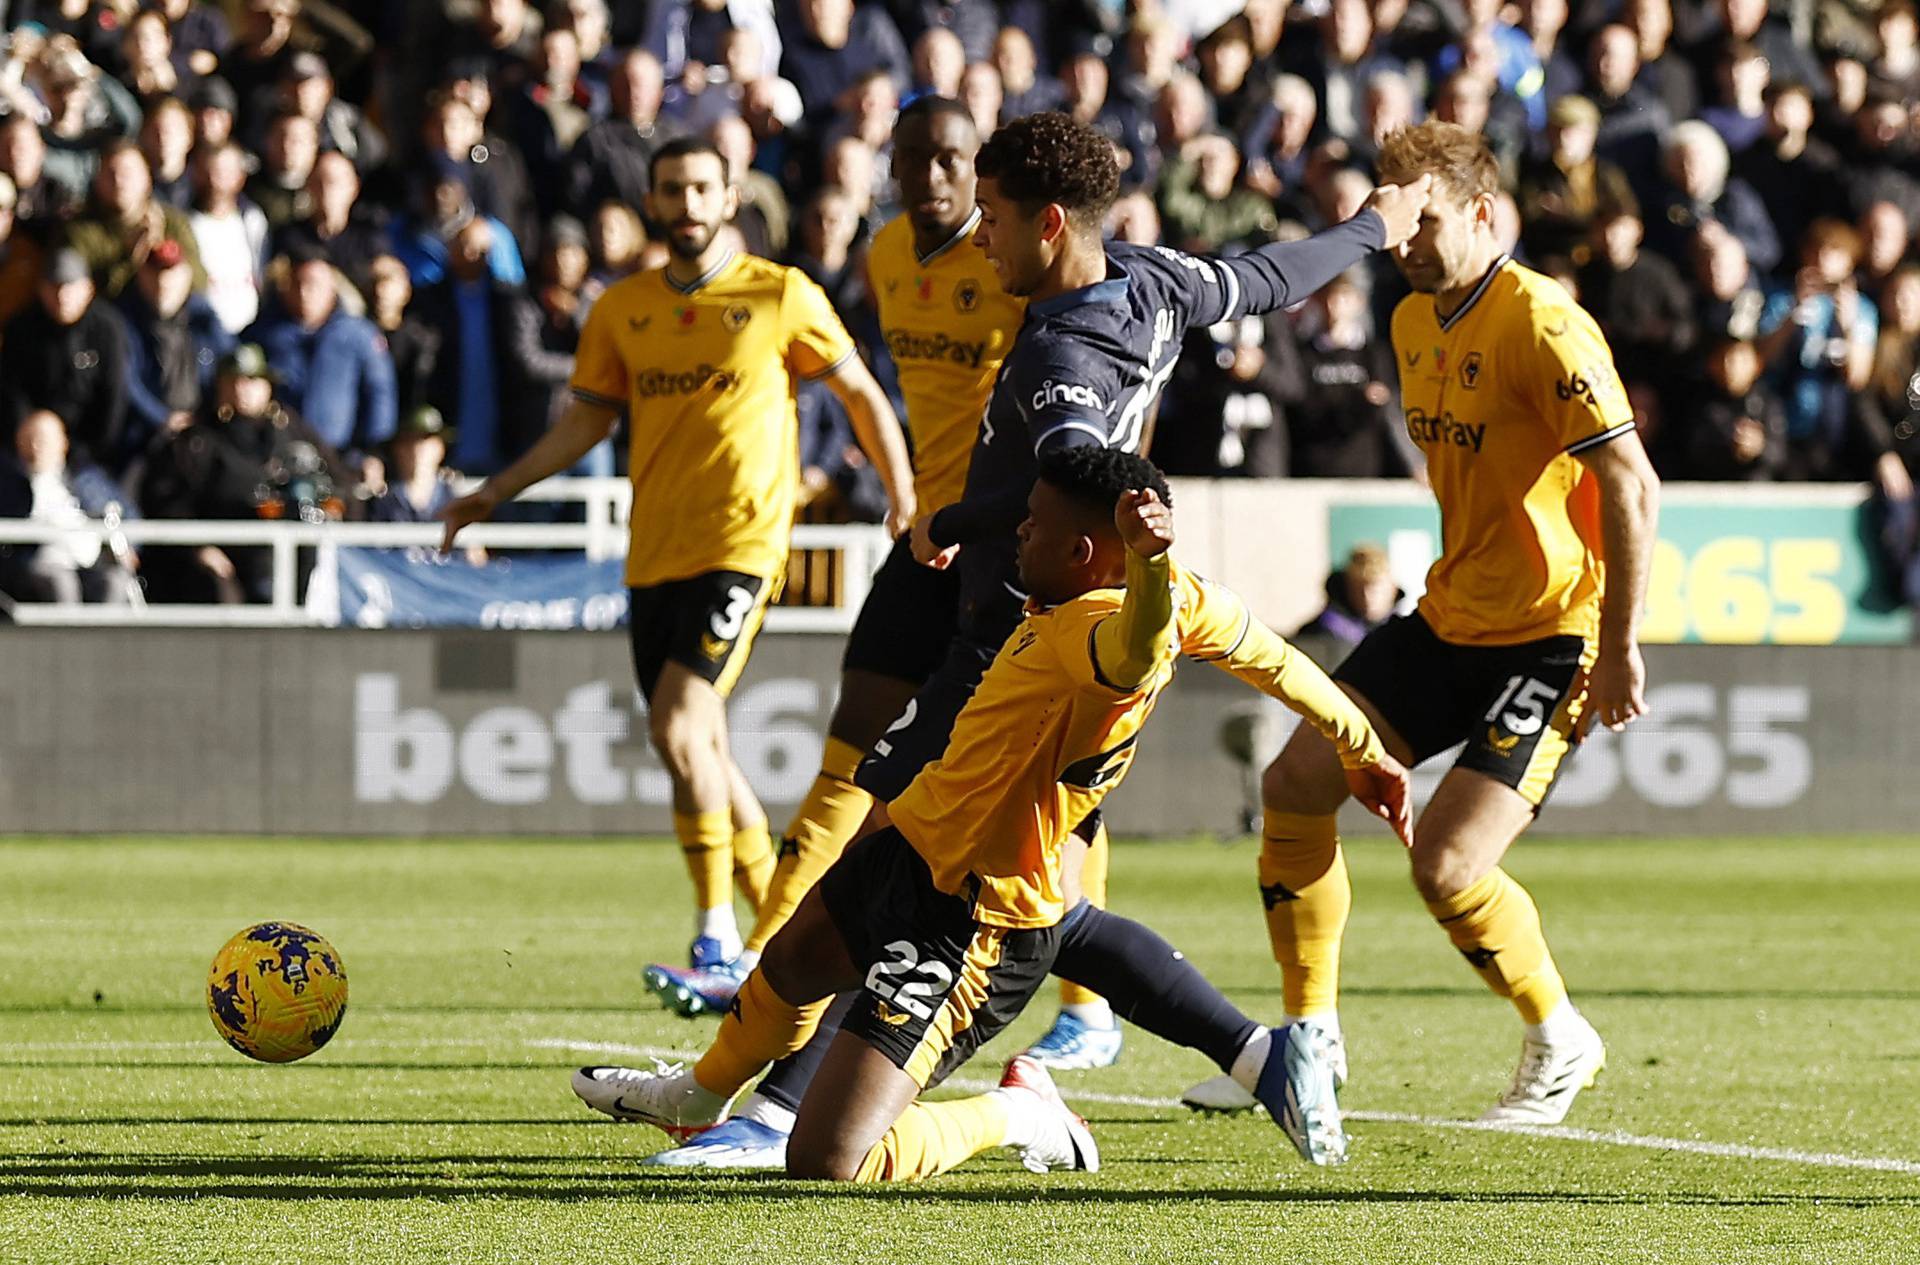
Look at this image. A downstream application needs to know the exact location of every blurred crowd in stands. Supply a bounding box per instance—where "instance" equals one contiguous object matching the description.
[0,0,1918,607]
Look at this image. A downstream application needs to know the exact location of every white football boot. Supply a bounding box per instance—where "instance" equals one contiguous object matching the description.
[997,1055,1100,1173]
[1182,1019,1346,1112]
[571,1062,727,1141]
[1480,1014,1607,1125]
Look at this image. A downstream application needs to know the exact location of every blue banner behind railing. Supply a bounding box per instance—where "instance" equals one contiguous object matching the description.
[334,548,629,630]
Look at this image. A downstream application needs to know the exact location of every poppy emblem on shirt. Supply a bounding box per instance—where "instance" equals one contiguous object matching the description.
[723,304,751,332]
[954,280,980,313]
[673,305,697,330]
[1461,351,1482,389]
[916,275,934,302]
[1433,347,1447,375]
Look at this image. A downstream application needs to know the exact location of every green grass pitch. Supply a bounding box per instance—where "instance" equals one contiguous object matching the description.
[2,835,1917,1264]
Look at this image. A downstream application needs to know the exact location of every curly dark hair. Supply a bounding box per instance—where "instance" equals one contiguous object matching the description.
[975,112,1120,227]
[1038,445,1172,521]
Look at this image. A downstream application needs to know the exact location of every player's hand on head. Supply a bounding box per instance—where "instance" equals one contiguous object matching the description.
[1115,488,1174,558]
[1579,643,1649,737]
[1345,755,1413,848]
[1363,173,1433,250]
[438,486,500,555]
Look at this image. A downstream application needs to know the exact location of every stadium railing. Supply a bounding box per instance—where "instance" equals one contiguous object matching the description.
[0,476,894,632]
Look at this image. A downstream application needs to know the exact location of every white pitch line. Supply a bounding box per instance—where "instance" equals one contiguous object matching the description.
[529,1037,1920,1177]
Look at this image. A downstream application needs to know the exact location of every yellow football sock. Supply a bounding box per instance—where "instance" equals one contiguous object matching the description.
[744,737,872,954]
[1258,810,1350,1017]
[851,1095,1010,1183]
[730,822,774,912]
[1059,821,1110,1009]
[692,969,829,1098]
[673,809,734,914]
[1425,867,1568,1025]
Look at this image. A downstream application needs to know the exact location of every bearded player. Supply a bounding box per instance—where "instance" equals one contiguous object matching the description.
[441,138,914,975]
[1183,121,1660,1124]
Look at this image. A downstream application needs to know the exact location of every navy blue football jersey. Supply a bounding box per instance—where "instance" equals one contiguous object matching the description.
[930,213,1388,638]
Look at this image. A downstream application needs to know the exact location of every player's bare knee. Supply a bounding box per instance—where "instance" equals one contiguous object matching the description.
[785,1138,866,1182]
[649,710,713,778]
[1408,831,1477,903]
[1261,745,1346,816]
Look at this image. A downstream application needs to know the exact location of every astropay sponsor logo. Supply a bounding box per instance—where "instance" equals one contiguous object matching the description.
[1031,380,1109,413]
[353,675,823,807]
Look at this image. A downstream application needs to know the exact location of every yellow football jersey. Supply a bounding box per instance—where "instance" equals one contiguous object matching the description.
[889,560,1379,930]
[1391,257,1637,646]
[571,252,856,588]
[868,212,1025,513]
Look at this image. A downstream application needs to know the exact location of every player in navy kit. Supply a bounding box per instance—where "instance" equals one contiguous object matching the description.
[580,112,1430,1169]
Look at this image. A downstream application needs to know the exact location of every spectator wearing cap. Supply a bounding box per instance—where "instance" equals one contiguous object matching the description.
[424,80,539,265]
[413,216,577,477]
[245,244,395,483]
[138,341,352,604]
[189,75,239,149]
[565,49,684,219]
[991,26,1062,120]
[1645,121,1781,277]
[246,111,321,232]
[276,49,386,173]
[532,213,590,348]
[1733,81,1849,259]
[187,140,271,335]
[36,33,142,210]
[0,173,43,331]
[155,0,230,82]
[272,151,387,296]
[115,236,234,458]
[1517,95,1635,265]
[778,0,910,120]
[62,140,207,301]
[0,410,139,606]
[140,97,197,210]
[370,406,465,525]
[386,162,526,288]
[0,248,128,473]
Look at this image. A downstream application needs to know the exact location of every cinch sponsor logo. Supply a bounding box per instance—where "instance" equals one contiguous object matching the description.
[1032,380,1107,412]
[634,365,738,397]
[1405,408,1485,452]
[884,328,988,368]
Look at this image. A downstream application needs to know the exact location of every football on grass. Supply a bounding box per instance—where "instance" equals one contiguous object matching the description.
[207,922,349,1063]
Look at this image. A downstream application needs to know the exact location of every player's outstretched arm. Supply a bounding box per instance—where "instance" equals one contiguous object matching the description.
[438,396,619,553]
[821,354,917,537]
[1089,489,1177,692]
[1578,430,1661,735]
[1205,605,1412,845]
[1209,174,1431,319]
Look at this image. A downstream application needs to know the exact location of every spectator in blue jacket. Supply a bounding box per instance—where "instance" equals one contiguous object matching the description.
[116,237,234,461]
[246,243,395,487]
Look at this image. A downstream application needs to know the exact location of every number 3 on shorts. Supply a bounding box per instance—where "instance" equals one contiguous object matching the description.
[710,585,755,640]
